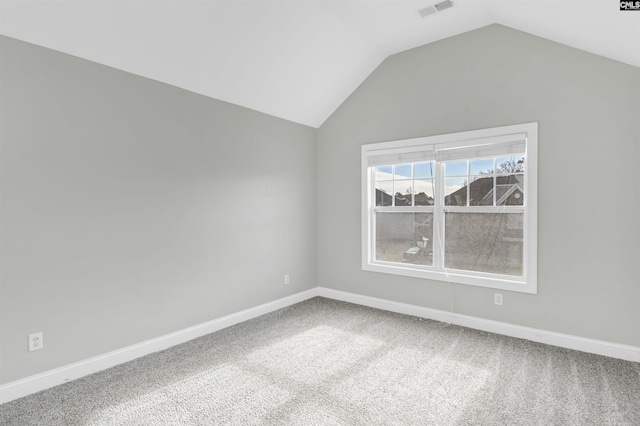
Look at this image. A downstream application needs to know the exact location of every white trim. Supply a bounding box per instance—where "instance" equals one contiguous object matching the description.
[0,289,319,404]
[2,286,638,405]
[316,287,640,363]
[361,125,529,153]
[362,262,531,293]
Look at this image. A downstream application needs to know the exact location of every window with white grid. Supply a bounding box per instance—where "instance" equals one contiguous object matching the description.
[361,123,538,293]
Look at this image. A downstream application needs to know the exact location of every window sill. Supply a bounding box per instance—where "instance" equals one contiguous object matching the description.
[363,261,537,294]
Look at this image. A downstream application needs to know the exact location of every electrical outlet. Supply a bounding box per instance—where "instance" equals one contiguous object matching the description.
[284,274,290,285]
[494,293,503,306]
[29,332,43,352]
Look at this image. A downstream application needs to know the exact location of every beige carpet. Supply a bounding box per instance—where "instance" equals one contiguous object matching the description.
[1,297,639,425]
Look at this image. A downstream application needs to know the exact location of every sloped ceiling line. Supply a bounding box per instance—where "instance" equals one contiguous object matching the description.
[1,0,638,128]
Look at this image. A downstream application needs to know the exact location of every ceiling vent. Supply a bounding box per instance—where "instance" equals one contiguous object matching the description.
[418,0,454,18]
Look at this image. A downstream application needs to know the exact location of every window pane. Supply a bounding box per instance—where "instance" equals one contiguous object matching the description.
[445,213,523,276]
[375,212,433,266]
[496,156,525,173]
[394,180,413,206]
[375,181,393,206]
[394,164,412,178]
[414,179,434,205]
[496,174,524,206]
[445,161,467,177]
[445,177,467,206]
[375,166,393,181]
[414,161,435,178]
[469,176,494,206]
[469,158,494,175]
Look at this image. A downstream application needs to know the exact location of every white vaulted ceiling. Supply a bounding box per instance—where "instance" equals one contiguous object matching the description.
[1,0,638,128]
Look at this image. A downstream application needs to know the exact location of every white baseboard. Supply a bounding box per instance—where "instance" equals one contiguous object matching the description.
[3,286,638,405]
[0,288,320,404]
[317,287,640,364]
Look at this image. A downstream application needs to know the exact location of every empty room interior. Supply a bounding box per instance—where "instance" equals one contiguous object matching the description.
[1,0,639,424]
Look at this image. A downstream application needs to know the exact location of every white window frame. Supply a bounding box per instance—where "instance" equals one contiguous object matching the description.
[361,122,538,294]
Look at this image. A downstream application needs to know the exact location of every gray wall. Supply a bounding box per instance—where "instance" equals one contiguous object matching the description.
[0,36,317,384]
[318,25,640,347]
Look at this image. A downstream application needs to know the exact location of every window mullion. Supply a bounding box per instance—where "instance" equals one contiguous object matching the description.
[391,165,395,207]
[493,158,497,206]
[369,167,376,263]
[433,157,444,271]
[466,161,470,207]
